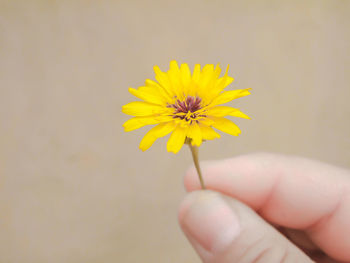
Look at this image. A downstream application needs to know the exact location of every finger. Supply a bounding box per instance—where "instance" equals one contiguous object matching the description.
[184,153,350,262]
[178,190,313,263]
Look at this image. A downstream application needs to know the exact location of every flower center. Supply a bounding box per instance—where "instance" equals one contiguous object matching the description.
[168,96,206,122]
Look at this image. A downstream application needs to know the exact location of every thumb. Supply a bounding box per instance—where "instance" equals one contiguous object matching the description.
[178,190,313,263]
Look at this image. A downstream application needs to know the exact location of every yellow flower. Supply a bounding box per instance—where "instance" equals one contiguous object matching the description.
[122,60,251,154]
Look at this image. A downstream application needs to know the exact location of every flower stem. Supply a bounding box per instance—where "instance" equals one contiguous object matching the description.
[188,144,206,190]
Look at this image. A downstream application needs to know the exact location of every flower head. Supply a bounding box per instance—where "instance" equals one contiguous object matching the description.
[122,60,251,153]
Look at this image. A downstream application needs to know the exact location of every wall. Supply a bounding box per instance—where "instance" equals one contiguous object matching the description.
[0,1,349,262]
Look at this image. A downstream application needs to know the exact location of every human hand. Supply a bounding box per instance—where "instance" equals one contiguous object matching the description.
[178,153,350,263]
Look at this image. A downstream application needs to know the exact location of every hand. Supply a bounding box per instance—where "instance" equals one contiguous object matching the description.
[178,153,350,263]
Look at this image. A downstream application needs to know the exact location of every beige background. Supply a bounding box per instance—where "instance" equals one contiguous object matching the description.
[1,0,350,262]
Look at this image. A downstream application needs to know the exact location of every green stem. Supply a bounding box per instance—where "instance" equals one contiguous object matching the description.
[188,144,206,190]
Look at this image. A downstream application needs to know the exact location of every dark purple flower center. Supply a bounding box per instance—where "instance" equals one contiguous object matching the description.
[167,96,205,121]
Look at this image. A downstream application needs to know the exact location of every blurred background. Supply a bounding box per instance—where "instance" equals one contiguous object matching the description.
[0,0,349,262]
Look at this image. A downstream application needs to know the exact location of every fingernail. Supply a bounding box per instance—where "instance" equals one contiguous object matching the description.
[181,191,240,253]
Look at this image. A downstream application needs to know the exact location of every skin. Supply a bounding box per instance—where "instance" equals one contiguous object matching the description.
[178,153,350,263]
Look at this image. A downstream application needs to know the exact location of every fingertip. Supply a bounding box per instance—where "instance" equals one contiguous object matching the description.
[178,190,198,222]
[178,190,312,262]
[178,191,241,253]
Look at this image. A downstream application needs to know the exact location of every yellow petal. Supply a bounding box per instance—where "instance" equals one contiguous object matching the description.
[153,65,174,96]
[167,126,188,154]
[214,64,221,78]
[202,64,214,73]
[168,61,184,98]
[139,122,175,151]
[199,124,221,140]
[211,88,251,106]
[145,79,172,101]
[206,106,238,117]
[215,75,234,91]
[206,106,251,119]
[214,65,233,90]
[187,122,202,146]
[192,64,201,83]
[216,76,234,90]
[199,117,215,126]
[200,64,229,105]
[169,60,180,72]
[229,110,250,119]
[211,117,241,136]
[123,116,172,132]
[122,101,163,116]
[128,87,165,105]
[198,64,214,92]
[180,63,191,89]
